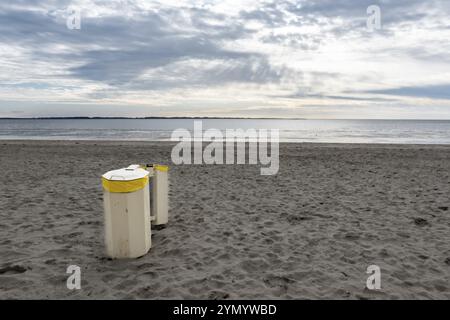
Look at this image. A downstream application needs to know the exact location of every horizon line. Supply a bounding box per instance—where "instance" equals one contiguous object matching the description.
[1,116,450,121]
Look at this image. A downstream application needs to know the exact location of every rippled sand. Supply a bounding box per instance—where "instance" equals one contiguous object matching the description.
[0,141,449,299]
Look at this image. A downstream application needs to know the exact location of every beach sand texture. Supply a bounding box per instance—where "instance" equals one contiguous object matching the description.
[0,141,449,299]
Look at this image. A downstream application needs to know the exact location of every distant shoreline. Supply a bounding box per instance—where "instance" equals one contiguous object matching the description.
[0,116,306,120]
[1,117,450,121]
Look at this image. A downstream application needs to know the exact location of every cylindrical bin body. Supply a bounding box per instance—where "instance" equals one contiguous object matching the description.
[150,164,169,225]
[102,165,151,259]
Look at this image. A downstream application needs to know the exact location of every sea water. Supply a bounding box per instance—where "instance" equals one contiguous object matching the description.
[1,119,450,144]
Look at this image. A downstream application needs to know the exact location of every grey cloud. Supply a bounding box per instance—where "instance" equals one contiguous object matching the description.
[239,4,288,27]
[0,4,285,89]
[309,94,395,102]
[378,47,450,64]
[238,0,441,51]
[88,56,286,99]
[276,91,396,102]
[288,0,429,18]
[363,84,450,100]
[68,36,258,84]
[258,0,449,40]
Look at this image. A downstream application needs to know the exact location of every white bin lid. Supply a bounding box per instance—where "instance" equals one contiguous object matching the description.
[102,165,149,181]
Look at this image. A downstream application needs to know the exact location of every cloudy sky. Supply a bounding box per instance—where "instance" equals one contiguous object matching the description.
[1,0,450,118]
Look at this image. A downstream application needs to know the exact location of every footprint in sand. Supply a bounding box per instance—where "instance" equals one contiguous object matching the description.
[263,275,294,289]
[0,264,29,275]
[208,290,230,300]
[414,218,430,226]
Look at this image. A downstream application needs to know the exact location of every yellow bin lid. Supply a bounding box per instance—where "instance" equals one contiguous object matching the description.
[102,165,149,193]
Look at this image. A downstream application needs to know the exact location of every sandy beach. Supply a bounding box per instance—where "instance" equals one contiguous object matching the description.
[0,140,449,299]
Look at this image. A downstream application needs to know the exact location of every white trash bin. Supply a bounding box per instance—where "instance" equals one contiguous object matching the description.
[149,164,169,226]
[102,165,151,259]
